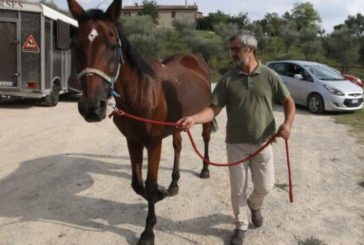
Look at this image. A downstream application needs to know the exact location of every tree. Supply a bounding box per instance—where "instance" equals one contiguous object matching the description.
[155,28,191,58]
[188,32,225,67]
[258,12,285,36]
[247,22,270,56]
[333,13,364,64]
[197,11,249,31]
[197,10,230,31]
[213,22,239,39]
[172,18,196,36]
[121,15,157,36]
[327,27,360,69]
[282,11,291,21]
[290,2,321,31]
[227,12,249,29]
[120,16,161,58]
[344,13,364,36]
[359,36,364,63]
[139,0,159,24]
[299,26,321,60]
[281,22,299,52]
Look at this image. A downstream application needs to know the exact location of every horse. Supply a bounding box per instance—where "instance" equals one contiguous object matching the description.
[67,0,216,244]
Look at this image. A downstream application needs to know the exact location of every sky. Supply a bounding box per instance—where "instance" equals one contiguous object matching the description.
[53,0,364,32]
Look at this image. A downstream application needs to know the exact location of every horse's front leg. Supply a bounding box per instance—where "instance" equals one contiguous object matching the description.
[127,139,146,198]
[138,140,167,245]
[168,132,181,196]
[200,122,211,178]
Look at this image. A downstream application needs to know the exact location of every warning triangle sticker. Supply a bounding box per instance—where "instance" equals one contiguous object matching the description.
[22,35,40,53]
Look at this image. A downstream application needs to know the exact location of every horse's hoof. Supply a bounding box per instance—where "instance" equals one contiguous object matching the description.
[168,185,179,196]
[131,183,146,198]
[138,232,154,245]
[199,169,210,179]
[155,187,169,203]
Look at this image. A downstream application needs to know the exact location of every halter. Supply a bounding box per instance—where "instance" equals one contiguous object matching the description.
[77,27,124,98]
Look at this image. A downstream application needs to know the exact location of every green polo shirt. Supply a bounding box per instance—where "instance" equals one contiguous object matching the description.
[211,63,290,144]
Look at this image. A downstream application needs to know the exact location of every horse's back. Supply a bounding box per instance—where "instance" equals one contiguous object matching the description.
[159,54,212,127]
[162,54,210,84]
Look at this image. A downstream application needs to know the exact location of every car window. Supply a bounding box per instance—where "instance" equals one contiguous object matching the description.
[287,63,313,82]
[303,64,345,81]
[269,63,288,76]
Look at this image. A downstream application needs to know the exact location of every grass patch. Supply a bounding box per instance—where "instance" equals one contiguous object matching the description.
[334,106,364,144]
[298,237,327,245]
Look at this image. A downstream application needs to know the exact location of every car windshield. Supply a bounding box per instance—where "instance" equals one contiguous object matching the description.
[303,64,345,81]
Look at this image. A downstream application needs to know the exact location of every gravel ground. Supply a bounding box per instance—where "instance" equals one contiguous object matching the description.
[0,96,363,245]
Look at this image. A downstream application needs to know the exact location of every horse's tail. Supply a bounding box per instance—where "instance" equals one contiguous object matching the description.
[210,118,218,133]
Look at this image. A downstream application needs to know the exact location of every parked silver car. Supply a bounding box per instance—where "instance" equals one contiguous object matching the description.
[267,60,364,113]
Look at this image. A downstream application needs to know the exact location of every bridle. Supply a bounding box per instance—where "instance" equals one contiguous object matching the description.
[76,27,124,98]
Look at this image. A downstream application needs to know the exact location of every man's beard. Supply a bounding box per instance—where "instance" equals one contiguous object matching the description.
[233,58,249,67]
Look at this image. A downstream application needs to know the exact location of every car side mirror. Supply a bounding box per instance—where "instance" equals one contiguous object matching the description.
[294,74,303,80]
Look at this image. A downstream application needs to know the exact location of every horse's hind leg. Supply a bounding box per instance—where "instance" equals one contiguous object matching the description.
[200,122,211,179]
[127,140,146,198]
[168,132,181,196]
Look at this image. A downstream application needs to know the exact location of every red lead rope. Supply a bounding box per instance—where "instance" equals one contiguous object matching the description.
[109,108,293,203]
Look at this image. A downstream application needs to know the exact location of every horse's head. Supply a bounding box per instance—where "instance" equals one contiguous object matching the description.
[67,0,122,122]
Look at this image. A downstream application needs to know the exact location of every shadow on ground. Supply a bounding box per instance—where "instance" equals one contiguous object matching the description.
[0,153,232,244]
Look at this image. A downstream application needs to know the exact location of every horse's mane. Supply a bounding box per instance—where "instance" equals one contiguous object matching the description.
[116,25,155,77]
[78,9,155,77]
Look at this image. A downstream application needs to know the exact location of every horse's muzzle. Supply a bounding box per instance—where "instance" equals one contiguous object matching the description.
[78,99,107,122]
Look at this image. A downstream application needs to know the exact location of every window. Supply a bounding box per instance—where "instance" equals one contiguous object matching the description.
[171,11,176,18]
[287,64,304,77]
[269,63,288,76]
[287,63,313,82]
[303,64,345,81]
[56,20,71,50]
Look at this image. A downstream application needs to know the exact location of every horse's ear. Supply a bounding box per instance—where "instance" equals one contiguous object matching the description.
[67,0,85,20]
[105,0,122,23]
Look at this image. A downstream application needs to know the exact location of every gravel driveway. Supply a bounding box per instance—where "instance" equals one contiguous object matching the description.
[0,96,363,245]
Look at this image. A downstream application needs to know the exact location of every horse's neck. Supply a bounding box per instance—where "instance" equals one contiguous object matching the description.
[116,61,162,115]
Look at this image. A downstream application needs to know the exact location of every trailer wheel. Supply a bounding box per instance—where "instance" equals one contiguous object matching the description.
[44,84,60,107]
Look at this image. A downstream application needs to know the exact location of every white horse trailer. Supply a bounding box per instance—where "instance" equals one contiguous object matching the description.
[0,2,79,106]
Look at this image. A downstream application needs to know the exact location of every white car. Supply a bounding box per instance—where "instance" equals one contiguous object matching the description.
[267,60,364,113]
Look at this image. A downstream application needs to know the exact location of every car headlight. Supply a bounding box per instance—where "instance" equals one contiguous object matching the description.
[324,85,345,96]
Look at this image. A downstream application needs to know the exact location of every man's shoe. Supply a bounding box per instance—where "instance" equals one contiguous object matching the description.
[249,207,263,227]
[230,229,246,245]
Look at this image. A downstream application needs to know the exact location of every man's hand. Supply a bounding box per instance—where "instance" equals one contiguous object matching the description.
[278,123,291,140]
[177,116,196,129]
[279,96,295,140]
[176,106,221,130]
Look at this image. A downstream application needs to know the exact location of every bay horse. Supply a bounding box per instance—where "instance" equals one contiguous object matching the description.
[67,0,216,244]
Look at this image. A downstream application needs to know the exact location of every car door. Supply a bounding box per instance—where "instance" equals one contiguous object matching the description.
[283,63,314,105]
[269,62,298,101]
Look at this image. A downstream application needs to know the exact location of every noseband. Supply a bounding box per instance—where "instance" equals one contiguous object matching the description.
[77,27,124,98]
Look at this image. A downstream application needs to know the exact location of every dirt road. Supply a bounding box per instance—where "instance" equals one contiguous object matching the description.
[0,96,363,245]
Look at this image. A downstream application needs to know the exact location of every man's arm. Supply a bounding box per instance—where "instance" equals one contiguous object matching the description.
[177,104,222,129]
[278,96,296,139]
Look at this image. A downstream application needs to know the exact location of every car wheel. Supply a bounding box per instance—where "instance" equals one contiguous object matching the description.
[44,84,60,107]
[308,94,324,114]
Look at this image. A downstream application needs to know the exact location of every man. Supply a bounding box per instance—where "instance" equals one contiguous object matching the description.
[177,30,295,245]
